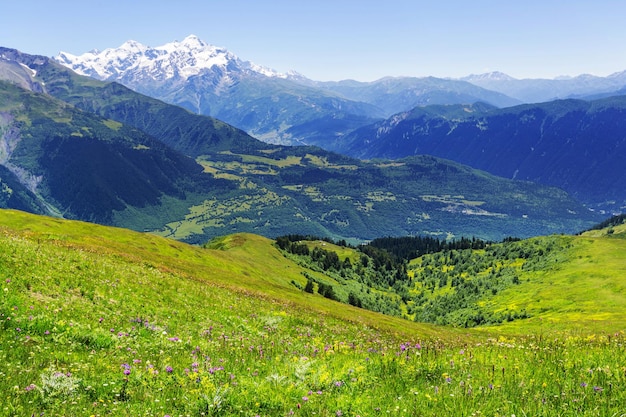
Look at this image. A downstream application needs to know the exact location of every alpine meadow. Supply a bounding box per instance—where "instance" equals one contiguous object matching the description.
[1,29,626,417]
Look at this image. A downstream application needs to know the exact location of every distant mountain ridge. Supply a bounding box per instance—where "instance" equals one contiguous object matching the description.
[55,35,524,147]
[462,71,626,103]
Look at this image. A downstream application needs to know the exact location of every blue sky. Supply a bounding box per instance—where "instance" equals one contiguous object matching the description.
[2,0,626,81]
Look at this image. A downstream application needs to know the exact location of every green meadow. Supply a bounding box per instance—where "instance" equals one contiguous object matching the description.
[1,209,625,416]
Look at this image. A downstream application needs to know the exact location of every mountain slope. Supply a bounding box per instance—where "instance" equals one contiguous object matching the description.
[2,46,260,157]
[1,209,626,416]
[0,78,226,223]
[340,99,626,211]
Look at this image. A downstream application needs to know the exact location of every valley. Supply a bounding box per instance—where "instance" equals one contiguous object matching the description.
[1,35,625,417]
[0,48,601,243]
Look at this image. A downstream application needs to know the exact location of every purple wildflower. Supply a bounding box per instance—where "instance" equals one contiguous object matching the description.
[121,363,131,375]
[165,366,173,373]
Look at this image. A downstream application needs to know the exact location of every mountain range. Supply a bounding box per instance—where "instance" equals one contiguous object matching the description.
[335,99,626,212]
[0,46,600,242]
[56,35,522,146]
[462,70,626,103]
[56,35,626,151]
[55,35,383,146]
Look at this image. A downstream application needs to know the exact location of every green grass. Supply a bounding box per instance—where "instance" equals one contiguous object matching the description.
[481,235,626,334]
[1,209,625,416]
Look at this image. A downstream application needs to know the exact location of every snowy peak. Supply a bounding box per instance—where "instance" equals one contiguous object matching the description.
[462,71,517,82]
[55,35,291,83]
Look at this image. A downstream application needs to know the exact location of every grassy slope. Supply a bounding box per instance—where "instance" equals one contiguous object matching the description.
[1,209,625,416]
[478,234,626,334]
[0,209,445,339]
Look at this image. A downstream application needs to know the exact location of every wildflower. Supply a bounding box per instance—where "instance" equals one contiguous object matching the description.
[24,384,36,392]
[165,366,173,374]
[593,386,603,393]
[580,382,588,388]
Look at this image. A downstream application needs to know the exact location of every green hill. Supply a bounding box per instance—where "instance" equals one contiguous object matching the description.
[1,209,625,416]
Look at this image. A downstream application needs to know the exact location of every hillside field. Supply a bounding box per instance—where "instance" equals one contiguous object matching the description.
[0,209,625,416]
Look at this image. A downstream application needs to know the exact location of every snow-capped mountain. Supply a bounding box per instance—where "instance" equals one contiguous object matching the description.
[56,35,384,146]
[56,34,292,85]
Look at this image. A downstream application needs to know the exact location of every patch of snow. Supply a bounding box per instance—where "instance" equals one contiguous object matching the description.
[18,62,36,77]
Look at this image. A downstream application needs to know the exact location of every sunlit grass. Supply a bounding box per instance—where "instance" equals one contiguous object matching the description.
[1,209,625,416]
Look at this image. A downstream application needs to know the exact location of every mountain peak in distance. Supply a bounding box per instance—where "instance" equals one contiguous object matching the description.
[55,35,294,82]
[462,71,517,82]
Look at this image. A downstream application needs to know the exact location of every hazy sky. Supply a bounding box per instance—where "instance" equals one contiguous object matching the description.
[2,0,626,81]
